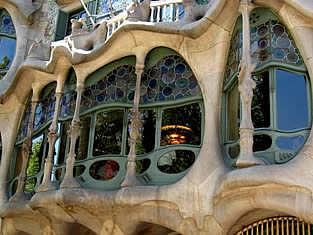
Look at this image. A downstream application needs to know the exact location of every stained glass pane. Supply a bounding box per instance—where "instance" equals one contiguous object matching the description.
[276,70,308,131]
[224,17,242,84]
[141,55,201,104]
[81,65,136,112]
[93,110,124,156]
[252,71,270,128]
[0,9,16,35]
[34,83,57,131]
[17,98,32,142]
[161,103,201,146]
[250,8,303,67]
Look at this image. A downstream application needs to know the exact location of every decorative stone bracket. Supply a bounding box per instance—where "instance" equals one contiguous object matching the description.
[8,0,42,22]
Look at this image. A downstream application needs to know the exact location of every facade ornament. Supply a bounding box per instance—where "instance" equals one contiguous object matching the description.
[183,0,211,23]
[126,0,151,22]
[68,19,107,51]
[9,0,42,22]
[10,100,38,201]
[27,39,51,61]
[60,84,84,189]
[236,0,264,168]
[36,92,63,192]
[121,65,144,187]
[71,19,89,36]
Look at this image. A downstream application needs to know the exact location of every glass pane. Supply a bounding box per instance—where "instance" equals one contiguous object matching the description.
[136,159,151,174]
[227,83,240,141]
[253,134,272,152]
[0,36,16,79]
[228,144,240,158]
[276,70,308,130]
[157,150,195,174]
[161,103,201,146]
[24,178,37,193]
[75,116,91,160]
[89,160,119,181]
[276,136,305,151]
[57,121,71,165]
[74,165,85,177]
[127,110,156,155]
[93,110,124,156]
[252,72,270,128]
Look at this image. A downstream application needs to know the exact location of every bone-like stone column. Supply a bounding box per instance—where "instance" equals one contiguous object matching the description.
[121,63,144,187]
[36,92,63,192]
[236,0,264,168]
[10,97,38,201]
[60,80,84,189]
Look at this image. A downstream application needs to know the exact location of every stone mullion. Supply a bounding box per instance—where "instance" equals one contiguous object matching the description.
[236,0,264,168]
[36,92,63,192]
[60,83,84,189]
[121,64,144,187]
[10,100,38,201]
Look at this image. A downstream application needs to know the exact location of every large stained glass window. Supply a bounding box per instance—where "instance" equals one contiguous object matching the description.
[223,8,311,166]
[0,9,16,79]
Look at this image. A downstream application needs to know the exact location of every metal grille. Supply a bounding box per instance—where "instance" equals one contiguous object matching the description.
[236,217,313,235]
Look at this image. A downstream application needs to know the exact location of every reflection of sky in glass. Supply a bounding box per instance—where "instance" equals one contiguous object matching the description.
[276,70,308,130]
[0,37,16,68]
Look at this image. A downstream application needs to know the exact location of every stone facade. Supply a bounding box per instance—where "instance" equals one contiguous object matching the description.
[1,0,313,234]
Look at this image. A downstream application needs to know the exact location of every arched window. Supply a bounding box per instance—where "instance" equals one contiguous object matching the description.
[0,9,16,79]
[223,8,311,166]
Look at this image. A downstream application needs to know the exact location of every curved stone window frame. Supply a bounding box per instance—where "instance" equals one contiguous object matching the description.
[0,8,16,80]
[9,49,203,193]
[222,7,311,166]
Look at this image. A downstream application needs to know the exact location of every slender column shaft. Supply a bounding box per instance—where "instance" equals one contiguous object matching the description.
[121,64,144,187]
[150,7,155,22]
[170,4,174,21]
[236,0,264,168]
[60,83,84,189]
[10,100,37,201]
[36,92,63,192]
[175,3,179,21]
[157,6,161,22]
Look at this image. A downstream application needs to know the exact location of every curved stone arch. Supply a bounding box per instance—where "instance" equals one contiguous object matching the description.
[0,1,29,95]
[114,203,199,235]
[214,184,313,234]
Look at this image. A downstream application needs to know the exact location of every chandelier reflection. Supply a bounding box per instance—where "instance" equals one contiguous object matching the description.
[161,125,192,145]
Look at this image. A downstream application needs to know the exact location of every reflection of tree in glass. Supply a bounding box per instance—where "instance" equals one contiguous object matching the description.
[158,150,195,174]
[0,56,10,79]
[93,110,124,156]
[252,72,270,128]
[24,139,43,192]
[161,103,201,146]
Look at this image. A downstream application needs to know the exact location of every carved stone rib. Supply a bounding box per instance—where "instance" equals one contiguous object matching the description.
[36,92,63,192]
[60,84,84,189]
[236,0,264,168]
[121,64,144,187]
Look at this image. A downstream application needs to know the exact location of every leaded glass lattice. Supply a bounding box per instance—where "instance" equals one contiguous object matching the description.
[141,55,201,104]
[17,97,32,142]
[34,83,57,131]
[224,8,304,85]
[81,64,136,112]
[0,9,15,36]
[0,9,16,79]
